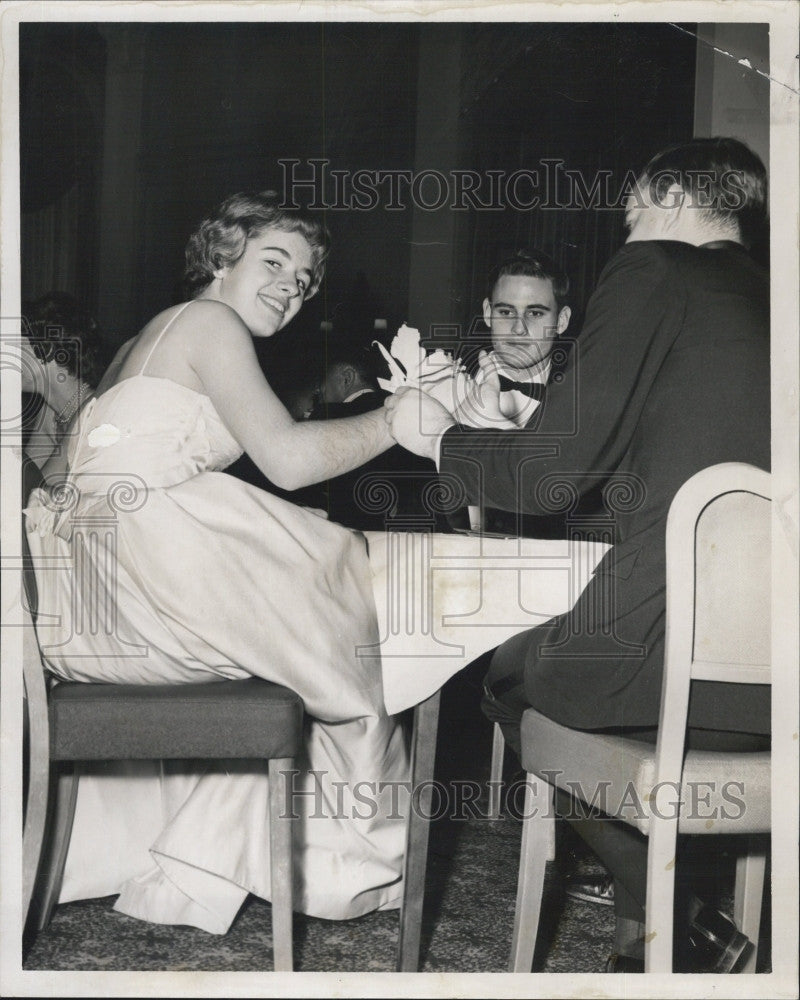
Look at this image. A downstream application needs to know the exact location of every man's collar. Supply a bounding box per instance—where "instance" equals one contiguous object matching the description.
[343,387,377,404]
[698,239,746,253]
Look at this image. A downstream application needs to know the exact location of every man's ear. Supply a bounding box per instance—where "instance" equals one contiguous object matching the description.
[661,183,687,233]
[556,306,571,336]
[341,365,356,392]
[482,297,492,329]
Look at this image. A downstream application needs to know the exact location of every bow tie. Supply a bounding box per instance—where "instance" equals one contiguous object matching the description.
[497,375,545,401]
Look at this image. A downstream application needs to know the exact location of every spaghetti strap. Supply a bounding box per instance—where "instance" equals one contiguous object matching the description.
[139,301,194,375]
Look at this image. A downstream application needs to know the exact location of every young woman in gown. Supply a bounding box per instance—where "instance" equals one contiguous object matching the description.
[25,193,410,931]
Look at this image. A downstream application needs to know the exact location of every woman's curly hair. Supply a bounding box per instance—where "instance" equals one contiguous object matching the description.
[22,291,110,389]
[183,191,330,299]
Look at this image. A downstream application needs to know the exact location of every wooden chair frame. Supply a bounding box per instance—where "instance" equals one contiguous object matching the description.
[508,462,771,973]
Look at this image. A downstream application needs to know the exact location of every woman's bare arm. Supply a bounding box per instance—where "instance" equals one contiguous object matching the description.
[184,302,393,490]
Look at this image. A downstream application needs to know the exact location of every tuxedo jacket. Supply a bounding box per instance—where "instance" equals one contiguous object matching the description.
[452,342,607,537]
[439,240,770,733]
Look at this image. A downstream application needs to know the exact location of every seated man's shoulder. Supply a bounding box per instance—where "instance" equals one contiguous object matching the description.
[597,241,696,303]
[611,240,680,273]
[614,239,745,275]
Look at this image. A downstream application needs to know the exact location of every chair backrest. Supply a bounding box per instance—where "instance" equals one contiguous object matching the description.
[655,463,771,781]
[22,456,44,621]
[694,488,770,674]
[665,462,771,685]
[22,456,47,705]
[22,457,51,921]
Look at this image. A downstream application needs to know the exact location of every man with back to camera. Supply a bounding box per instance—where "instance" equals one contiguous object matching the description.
[385,137,770,972]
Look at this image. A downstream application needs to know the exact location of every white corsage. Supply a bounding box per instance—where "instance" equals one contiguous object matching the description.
[87,423,121,449]
[374,324,473,416]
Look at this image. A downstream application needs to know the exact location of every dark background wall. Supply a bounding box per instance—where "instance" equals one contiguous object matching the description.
[455,23,698,337]
[19,20,768,385]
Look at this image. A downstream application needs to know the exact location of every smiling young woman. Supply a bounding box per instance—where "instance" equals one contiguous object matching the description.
[24,190,409,932]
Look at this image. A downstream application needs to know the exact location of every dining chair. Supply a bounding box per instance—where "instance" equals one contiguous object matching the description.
[506,462,771,973]
[22,459,441,973]
[21,462,304,971]
[22,616,440,977]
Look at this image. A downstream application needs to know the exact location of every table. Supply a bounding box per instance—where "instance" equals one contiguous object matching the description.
[364,530,611,969]
[364,531,610,715]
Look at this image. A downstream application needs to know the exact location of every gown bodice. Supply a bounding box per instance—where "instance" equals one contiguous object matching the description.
[68,375,244,491]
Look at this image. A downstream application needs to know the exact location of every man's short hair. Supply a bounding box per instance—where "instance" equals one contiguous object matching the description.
[324,342,381,391]
[184,190,330,298]
[638,137,767,248]
[485,249,570,310]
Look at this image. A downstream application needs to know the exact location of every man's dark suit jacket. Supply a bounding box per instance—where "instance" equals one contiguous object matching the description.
[438,240,770,734]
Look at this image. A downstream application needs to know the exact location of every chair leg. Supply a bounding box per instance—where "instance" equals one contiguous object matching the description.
[22,753,49,927]
[37,764,81,931]
[488,723,505,820]
[396,688,441,972]
[509,774,554,972]
[734,841,766,973]
[22,685,50,924]
[643,820,679,972]
[269,757,294,972]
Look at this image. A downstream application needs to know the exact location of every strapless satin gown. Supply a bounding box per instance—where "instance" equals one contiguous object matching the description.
[25,365,408,932]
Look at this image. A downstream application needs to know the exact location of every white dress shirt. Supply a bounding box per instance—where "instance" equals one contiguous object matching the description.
[490,355,551,428]
[433,356,552,470]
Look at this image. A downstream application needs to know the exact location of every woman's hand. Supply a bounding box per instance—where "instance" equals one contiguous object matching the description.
[384,387,455,462]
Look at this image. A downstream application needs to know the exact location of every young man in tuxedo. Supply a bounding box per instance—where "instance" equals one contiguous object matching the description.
[481,250,571,429]
[467,250,608,538]
[451,250,574,534]
[385,137,770,972]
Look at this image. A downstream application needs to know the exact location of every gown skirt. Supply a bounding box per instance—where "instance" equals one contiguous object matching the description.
[25,374,409,931]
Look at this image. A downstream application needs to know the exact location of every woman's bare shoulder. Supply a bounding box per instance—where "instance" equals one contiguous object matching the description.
[164,299,251,346]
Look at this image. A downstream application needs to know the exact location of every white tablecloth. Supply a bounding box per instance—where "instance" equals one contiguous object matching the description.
[364,531,611,715]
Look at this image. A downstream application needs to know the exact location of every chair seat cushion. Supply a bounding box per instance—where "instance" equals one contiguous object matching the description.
[520,709,770,835]
[49,678,303,760]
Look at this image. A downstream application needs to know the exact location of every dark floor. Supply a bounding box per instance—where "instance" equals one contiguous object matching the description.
[22,657,770,977]
[22,814,614,973]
